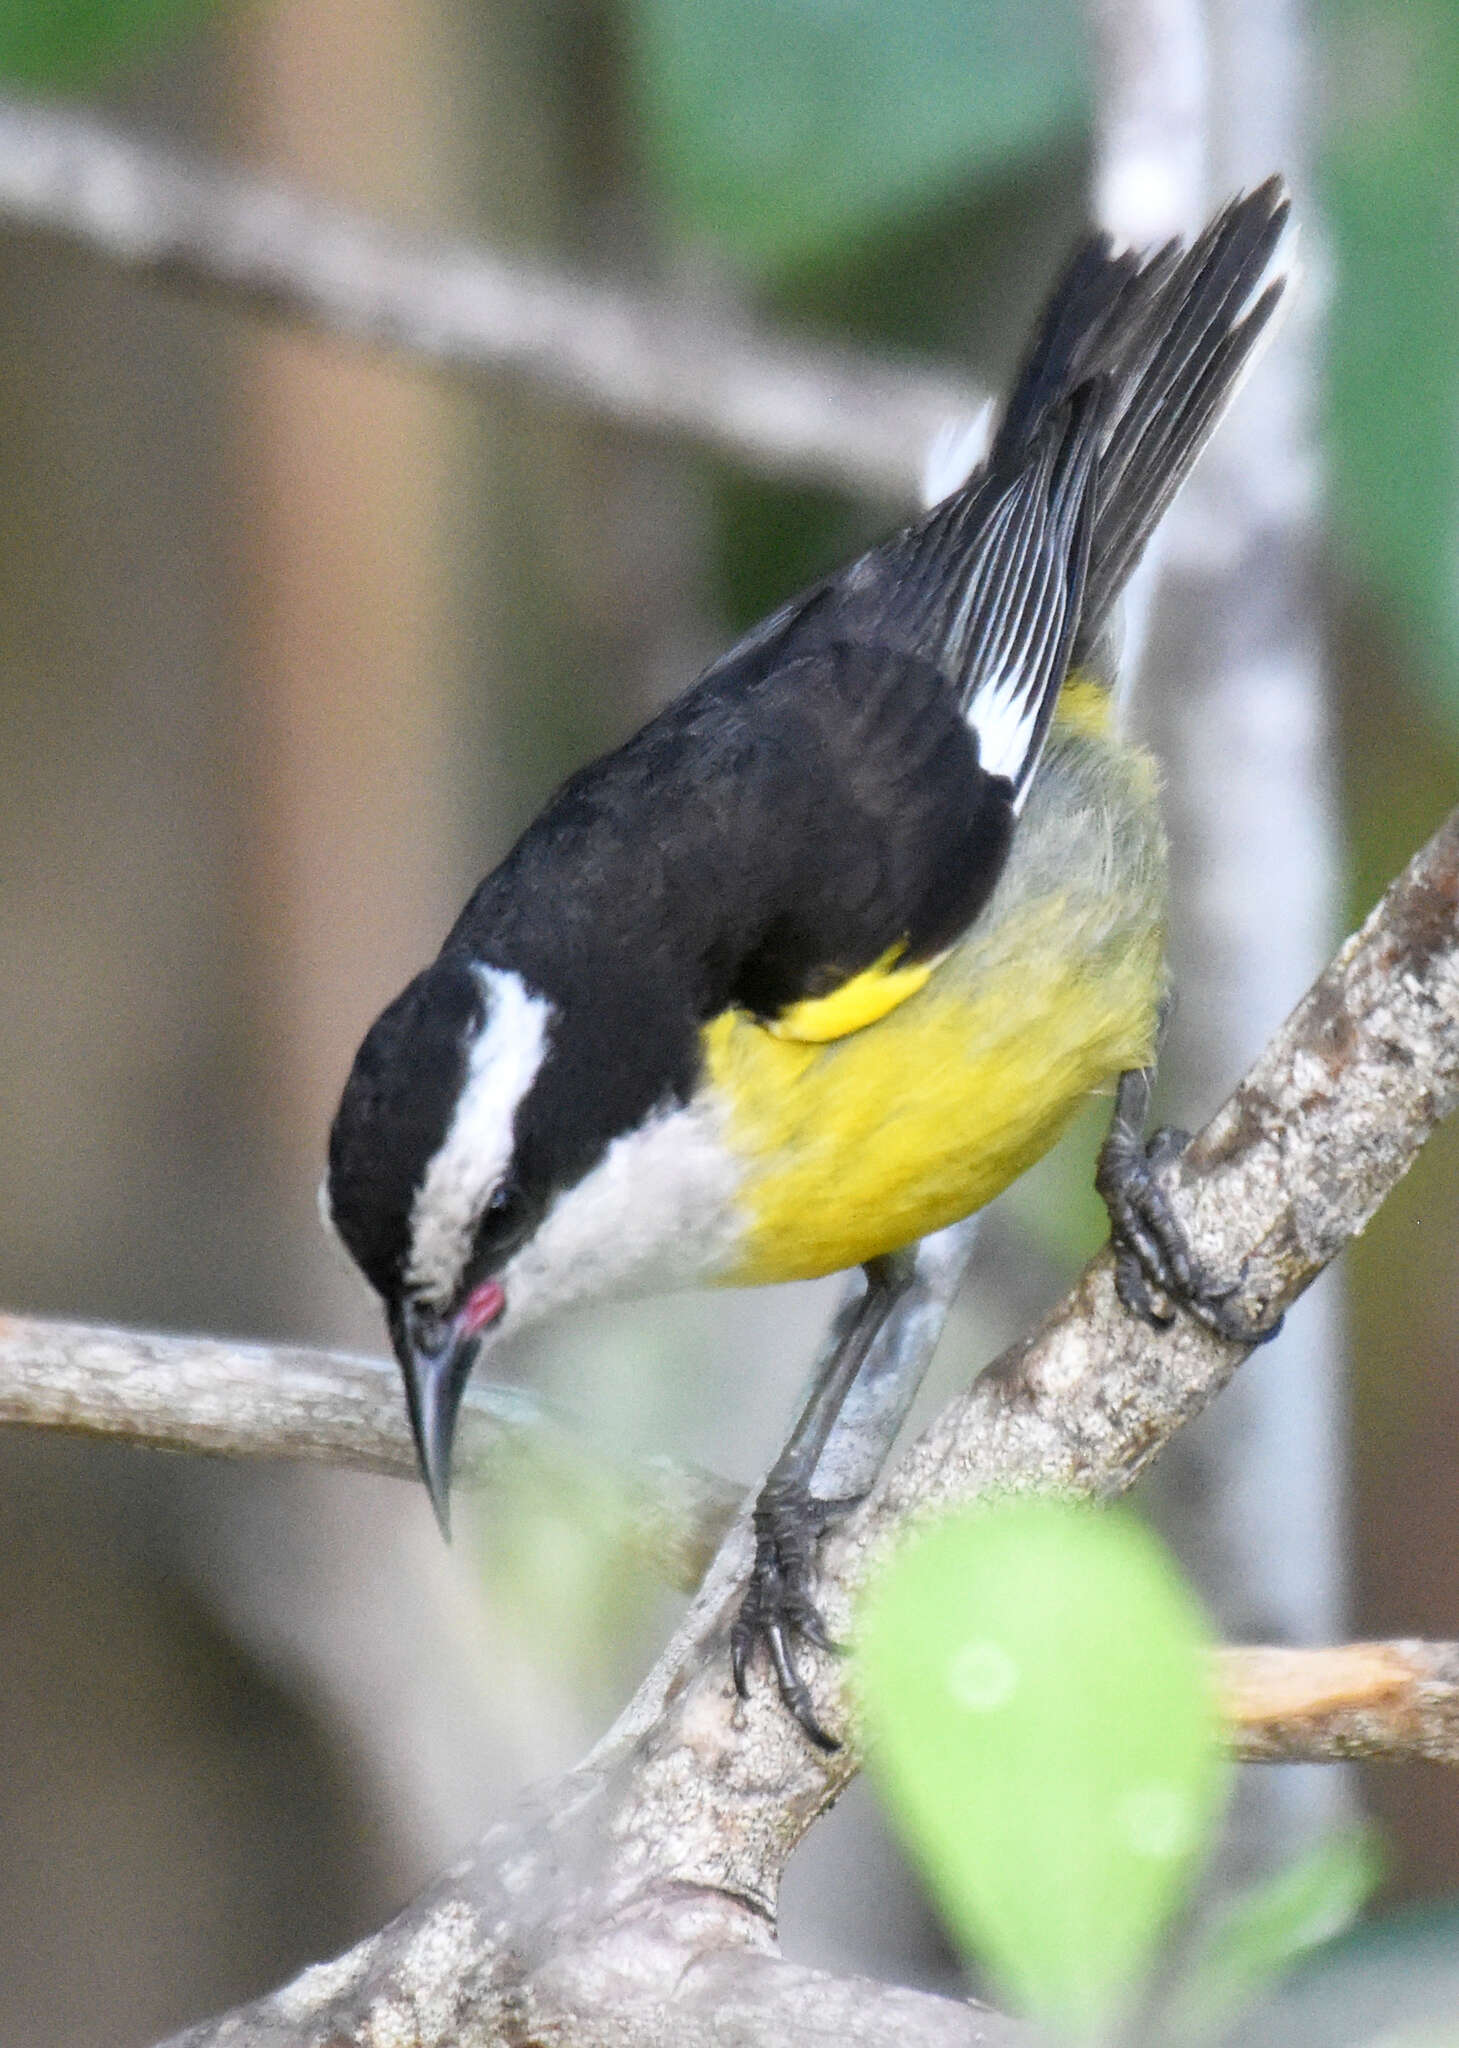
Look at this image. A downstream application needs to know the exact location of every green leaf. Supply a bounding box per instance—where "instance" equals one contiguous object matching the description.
[1225,1892,1459,2045]
[628,0,1088,269]
[0,0,215,84]
[1171,1827,1384,2039]
[855,1496,1225,2040]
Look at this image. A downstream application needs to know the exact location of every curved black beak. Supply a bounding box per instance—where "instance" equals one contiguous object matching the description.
[391,1298,488,1539]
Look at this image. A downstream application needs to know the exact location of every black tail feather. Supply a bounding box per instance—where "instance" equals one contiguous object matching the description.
[988,176,1290,661]
[722,179,1291,784]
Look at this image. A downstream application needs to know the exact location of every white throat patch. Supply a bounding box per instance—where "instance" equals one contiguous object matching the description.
[405,964,553,1304]
[496,1092,743,1332]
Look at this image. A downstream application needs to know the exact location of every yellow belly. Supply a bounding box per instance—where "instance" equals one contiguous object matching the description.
[701,699,1168,1284]
[704,896,1161,1282]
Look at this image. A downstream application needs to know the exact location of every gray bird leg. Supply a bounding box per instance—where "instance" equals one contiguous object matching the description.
[809,1217,981,1502]
[730,1219,979,1748]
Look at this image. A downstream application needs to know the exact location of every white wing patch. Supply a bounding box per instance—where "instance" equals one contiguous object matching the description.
[919,404,993,512]
[955,454,1082,806]
[901,394,1101,814]
[970,672,1054,797]
[406,964,553,1305]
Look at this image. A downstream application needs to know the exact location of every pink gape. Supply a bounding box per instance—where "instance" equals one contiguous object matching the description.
[460,1279,506,1337]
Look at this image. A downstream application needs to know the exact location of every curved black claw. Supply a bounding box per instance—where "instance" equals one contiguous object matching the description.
[1097,1071,1283,1347]
[730,1484,850,1752]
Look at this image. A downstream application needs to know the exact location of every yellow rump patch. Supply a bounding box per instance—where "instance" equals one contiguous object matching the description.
[765,943,937,1044]
[1053,670,1113,740]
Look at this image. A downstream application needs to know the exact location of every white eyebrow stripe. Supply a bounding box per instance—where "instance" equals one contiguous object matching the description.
[405,963,553,1304]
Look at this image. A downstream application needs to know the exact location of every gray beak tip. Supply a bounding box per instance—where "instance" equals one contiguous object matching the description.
[394,1303,480,1543]
[424,1464,455,1544]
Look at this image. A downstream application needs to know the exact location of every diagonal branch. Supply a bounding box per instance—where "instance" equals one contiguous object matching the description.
[8,1316,1459,1770]
[140,785,1459,2048]
[0,95,983,501]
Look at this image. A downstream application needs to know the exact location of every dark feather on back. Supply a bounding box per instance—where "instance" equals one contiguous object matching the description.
[325,181,1291,1305]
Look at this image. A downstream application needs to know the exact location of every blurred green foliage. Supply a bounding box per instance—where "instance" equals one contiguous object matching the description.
[1171,1830,1384,2041]
[1322,0,1459,733]
[1256,1893,1459,2042]
[6,0,1459,746]
[627,0,1459,734]
[627,0,1088,270]
[463,1430,673,1721]
[0,0,215,82]
[855,1497,1225,2038]
[856,1498,1384,2040]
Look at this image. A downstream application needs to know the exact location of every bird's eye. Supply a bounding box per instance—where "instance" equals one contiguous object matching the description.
[476,1179,527,1251]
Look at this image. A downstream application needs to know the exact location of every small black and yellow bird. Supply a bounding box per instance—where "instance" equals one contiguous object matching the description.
[325,180,1290,1742]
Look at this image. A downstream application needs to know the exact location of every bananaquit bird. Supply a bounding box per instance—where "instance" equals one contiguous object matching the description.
[326,180,1290,1744]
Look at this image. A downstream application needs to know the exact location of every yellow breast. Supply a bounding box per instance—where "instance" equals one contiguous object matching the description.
[701,709,1167,1284]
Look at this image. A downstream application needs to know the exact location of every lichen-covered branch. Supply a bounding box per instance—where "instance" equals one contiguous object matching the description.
[0,95,981,501]
[139,798,1459,2048]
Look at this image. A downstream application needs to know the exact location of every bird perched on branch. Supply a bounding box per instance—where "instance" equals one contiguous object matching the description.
[325,179,1290,1746]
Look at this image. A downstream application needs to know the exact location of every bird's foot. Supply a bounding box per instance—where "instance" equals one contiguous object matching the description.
[1097,1069,1283,1346]
[730,1481,858,1752]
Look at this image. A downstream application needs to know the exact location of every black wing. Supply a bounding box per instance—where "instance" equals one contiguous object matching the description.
[455,186,1292,1057]
[463,385,1106,1041]
[620,380,1107,1018]
[746,377,1106,816]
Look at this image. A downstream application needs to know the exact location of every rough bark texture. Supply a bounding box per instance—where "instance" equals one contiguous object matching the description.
[1223,1642,1459,1766]
[111,804,1455,2047]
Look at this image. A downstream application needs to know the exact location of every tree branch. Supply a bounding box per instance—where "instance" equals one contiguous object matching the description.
[1126,0,1351,1866]
[1222,1642,1459,1766]
[128,781,1458,2048]
[0,94,983,501]
[8,1312,1456,1778]
[0,1311,740,1591]
[1089,0,1207,243]
[9,1315,1459,1774]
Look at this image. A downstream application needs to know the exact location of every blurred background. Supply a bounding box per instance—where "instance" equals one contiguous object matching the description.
[1,0,1458,2041]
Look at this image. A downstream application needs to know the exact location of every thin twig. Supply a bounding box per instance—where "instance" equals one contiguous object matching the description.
[1222,1642,1459,1766]
[0,95,983,501]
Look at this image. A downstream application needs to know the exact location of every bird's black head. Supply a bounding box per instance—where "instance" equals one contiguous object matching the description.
[325,951,555,1528]
[326,955,484,1302]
